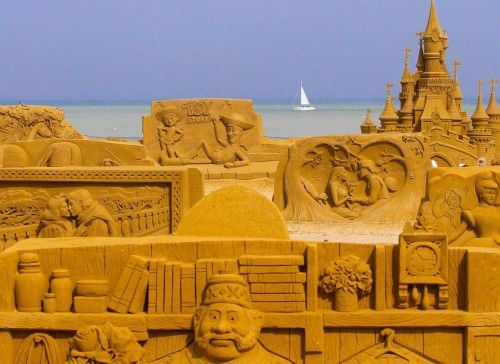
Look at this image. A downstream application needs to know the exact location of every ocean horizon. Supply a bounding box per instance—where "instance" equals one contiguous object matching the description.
[0,99,479,140]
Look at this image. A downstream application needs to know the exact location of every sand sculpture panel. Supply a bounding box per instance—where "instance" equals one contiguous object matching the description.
[408,166,500,248]
[142,98,285,167]
[274,134,428,223]
[0,185,497,363]
[0,167,203,250]
[0,105,154,168]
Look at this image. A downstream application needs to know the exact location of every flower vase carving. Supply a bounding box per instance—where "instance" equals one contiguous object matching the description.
[319,255,373,312]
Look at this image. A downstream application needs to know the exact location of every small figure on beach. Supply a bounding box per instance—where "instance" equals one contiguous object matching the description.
[156,106,185,165]
[199,113,254,168]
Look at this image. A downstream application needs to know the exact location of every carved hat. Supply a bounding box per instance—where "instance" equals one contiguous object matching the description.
[219,113,254,131]
[202,273,252,308]
[155,105,180,121]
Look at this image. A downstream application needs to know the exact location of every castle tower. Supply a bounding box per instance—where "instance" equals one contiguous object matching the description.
[398,85,414,132]
[399,48,414,109]
[415,33,425,75]
[379,82,399,132]
[422,0,448,78]
[486,78,500,162]
[360,109,377,134]
[469,80,493,161]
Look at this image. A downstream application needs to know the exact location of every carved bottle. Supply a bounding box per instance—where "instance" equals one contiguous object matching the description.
[50,269,73,312]
[15,253,47,312]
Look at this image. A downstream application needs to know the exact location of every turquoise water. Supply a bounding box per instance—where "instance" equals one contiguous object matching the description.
[60,101,477,139]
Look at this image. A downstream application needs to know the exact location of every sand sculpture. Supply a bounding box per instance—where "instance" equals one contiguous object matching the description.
[274,134,427,223]
[0,105,154,168]
[142,98,286,169]
[0,180,497,363]
[0,1,499,363]
[0,167,203,250]
[361,0,500,167]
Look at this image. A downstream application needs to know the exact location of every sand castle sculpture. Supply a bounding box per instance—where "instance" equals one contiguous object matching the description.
[0,1,500,363]
[361,0,500,168]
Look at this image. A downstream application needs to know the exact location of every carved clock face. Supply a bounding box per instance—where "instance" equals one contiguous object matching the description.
[407,242,440,276]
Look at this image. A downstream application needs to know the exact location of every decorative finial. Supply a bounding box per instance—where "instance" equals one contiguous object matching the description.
[385,82,394,98]
[404,47,412,65]
[366,109,372,118]
[415,31,425,46]
[452,60,461,81]
[490,78,499,94]
[478,80,485,98]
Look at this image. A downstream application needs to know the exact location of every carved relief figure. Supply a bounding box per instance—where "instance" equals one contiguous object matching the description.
[353,158,389,206]
[328,166,360,219]
[67,189,116,237]
[279,136,413,222]
[156,106,185,165]
[461,172,500,246]
[39,142,84,167]
[160,272,291,363]
[200,113,254,168]
[67,322,145,363]
[37,195,74,238]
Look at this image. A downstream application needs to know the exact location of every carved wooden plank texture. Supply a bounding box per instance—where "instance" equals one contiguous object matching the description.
[306,244,318,311]
[305,312,324,353]
[467,249,500,312]
[339,328,377,362]
[447,247,467,310]
[423,328,462,364]
[374,244,386,310]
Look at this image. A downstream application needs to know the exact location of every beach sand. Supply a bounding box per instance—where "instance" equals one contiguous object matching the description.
[204,178,403,244]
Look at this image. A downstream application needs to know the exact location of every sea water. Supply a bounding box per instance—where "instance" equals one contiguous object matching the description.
[62,100,477,140]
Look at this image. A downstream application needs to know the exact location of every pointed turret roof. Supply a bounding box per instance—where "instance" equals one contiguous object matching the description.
[448,98,462,122]
[400,48,413,84]
[416,43,425,72]
[486,79,500,117]
[471,83,490,123]
[379,95,399,121]
[362,109,376,126]
[425,0,444,38]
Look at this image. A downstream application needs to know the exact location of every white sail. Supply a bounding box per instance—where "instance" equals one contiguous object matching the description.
[294,81,315,111]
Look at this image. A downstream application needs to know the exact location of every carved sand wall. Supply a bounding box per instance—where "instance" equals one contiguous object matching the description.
[0,167,203,250]
[0,236,496,363]
[142,98,285,167]
[274,134,428,223]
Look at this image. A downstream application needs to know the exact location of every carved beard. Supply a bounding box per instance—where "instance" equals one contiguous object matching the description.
[194,315,260,353]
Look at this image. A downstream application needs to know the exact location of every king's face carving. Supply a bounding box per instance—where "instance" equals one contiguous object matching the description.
[194,302,261,362]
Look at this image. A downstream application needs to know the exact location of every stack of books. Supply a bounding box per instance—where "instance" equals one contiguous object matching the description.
[238,255,306,312]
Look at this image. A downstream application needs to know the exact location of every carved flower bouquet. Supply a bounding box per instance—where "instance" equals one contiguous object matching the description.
[319,255,373,312]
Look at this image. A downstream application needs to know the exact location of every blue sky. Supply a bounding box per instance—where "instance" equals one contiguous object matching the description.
[1,0,499,102]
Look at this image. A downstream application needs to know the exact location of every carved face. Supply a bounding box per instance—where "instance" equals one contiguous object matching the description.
[194,303,261,362]
[479,186,498,205]
[225,125,243,144]
[67,198,84,216]
[358,166,369,179]
[58,198,71,218]
[161,113,179,127]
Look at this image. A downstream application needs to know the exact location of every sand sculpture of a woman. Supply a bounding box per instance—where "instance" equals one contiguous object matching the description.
[328,166,360,219]
[460,172,500,246]
[200,113,254,168]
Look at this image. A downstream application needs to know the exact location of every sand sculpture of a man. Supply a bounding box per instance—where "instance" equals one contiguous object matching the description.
[162,272,291,363]
[66,189,116,237]
[200,113,254,168]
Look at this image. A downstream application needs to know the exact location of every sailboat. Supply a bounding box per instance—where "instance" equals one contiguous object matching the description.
[294,81,316,111]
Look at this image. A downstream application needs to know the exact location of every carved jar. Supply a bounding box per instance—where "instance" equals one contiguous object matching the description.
[50,269,73,312]
[15,252,47,312]
[43,293,56,313]
[334,290,359,312]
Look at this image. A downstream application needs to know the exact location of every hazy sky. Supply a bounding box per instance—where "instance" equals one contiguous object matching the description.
[1,0,499,102]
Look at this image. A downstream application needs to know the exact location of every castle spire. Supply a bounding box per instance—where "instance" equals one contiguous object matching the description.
[471,80,490,129]
[360,109,377,134]
[415,32,425,73]
[424,0,444,38]
[486,78,500,118]
[400,47,412,83]
[379,82,399,131]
